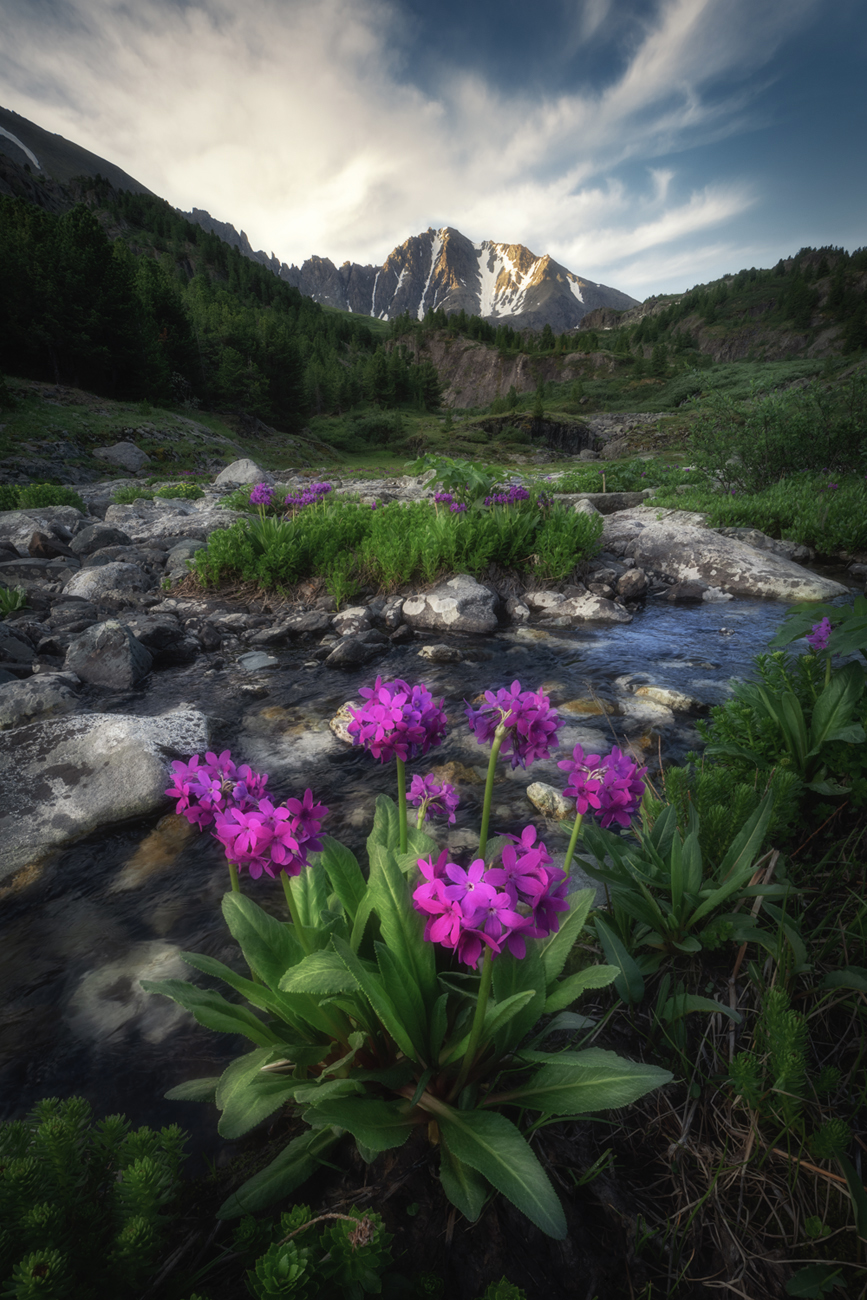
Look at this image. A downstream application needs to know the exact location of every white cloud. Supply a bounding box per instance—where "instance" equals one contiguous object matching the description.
[0,0,822,291]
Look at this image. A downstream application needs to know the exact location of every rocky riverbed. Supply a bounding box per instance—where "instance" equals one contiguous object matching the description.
[0,455,859,1147]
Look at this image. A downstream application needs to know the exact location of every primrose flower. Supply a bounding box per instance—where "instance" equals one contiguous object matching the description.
[165,750,268,828]
[465,680,564,770]
[558,743,647,829]
[213,790,329,880]
[433,492,454,505]
[413,831,566,968]
[249,483,274,506]
[449,501,468,513]
[347,678,448,764]
[807,617,833,653]
[407,773,459,825]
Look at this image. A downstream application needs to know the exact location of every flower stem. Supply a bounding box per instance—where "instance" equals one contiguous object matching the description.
[396,756,408,855]
[478,726,506,859]
[281,872,312,955]
[825,654,832,688]
[562,811,584,875]
[228,861,241,894]
[449,946,494,1102]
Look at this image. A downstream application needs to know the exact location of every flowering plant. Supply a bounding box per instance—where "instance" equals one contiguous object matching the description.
[145,680,671,1238]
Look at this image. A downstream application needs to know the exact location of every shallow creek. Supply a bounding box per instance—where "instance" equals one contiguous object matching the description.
[0,588,844,1160]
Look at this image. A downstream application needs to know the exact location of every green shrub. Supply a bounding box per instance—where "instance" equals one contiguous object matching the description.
[15,484,86,512]
[154,482,205,500]
[0,1097,187,1300]
[0,484,20,511]
[0,585,28,616]
[348,410,406,445]
[112,486,155,504]
[234,1204,394,1300]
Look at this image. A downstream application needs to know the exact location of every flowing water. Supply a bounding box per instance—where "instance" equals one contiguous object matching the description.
[0,579,855,1161]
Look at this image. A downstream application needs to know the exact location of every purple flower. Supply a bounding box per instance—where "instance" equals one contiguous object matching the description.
[558,743,646,829]
[347,678,448,764]
[807,616,832,653]
[213,788,329,880]
[165,750,269,828]
[433,492,454,505]
[407,773,459,824]
[449,501,468,513]
[465,680,564,770]
[250,483,274,506]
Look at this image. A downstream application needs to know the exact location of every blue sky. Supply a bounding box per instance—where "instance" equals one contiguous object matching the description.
[0,0,864,299]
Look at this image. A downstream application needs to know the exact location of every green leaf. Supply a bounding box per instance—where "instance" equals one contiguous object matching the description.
[289,860,329,929]
[436,1107,566,1239]
[181,950,292,1019]
[785,1263,846,1297]
[810,662,865,752]
[838,1154,867,1239]
[440,991,536,1065]
[217,1126,341,1218]
[305,1097,416,1152]
[501,1047,672,1115]
[660,994,741,1024]
[438,1140,488,1222]
[367,839,437,1005]
[690,796,774,925]
[544,965,619,1014]
[216,1048,299,1139]
[821,966,867,993]
[140,978,283,1048]
[332,936,419,1063]
[429,992,450,1062]
[368,792,400,855]
[291,1079,364,1106]
[279,949,362,996]
[593,915,645,1005]
[491,946,546,1052]
[222,892,302,987]
[349,890,376,952]
[538,890,594,986]
[375,941,429,1062]
[317,836,367,922]
[164,1076,219,1102]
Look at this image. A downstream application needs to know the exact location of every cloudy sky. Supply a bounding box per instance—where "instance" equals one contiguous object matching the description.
[0,0,864,298]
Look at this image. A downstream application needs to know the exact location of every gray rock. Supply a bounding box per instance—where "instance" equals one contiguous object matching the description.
[103,500,244,545]
[403,574,498,634]
[505,596,530,622]
[632,523,847,601]
[64,620,154,687]
[237,650,279,672]
[557,594,632,624]
[332,606,371,637]
[324,635,389,669]
[0,625,36,665]
[665,581,708,602]
[555,491,645,514]
[63,562,153,601]
[92,441,151,472]
[418,643,463,663]
[0,706,210,880]
[0,507,85,553]
[616,567,648,600]
[525,591,565,613]
[0,558,78,585]
[70,523,135,556]
[213,458,273,487]
[526,782,576,821]
[0,671,81,730]
[381,597,404,629]
[28,531,78,560]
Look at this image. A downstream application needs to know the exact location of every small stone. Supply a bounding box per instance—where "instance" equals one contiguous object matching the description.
[527,782,576,820]
[237,651,279,672]
[418,644,462,663]
[634,685,701,712]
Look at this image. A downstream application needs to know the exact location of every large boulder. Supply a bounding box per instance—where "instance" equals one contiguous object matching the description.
[631,523,848,601]
[63,561,153,600]
[0,507,85,553]
[103,499,244,544]
[0,671,81,730]
[64,620,154,687]
[402,575,499,634]
[92,441,151,473]
[0,707,210,880]
[213,459,273,487]
[70,523,135,556]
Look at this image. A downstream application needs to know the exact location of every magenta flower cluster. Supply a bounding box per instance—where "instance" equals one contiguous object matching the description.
[807,617,833,652]
[249,482,274,506]
[449,501,468,513]
[484,485,530,506]
[433,492,455,505]
[413,828,568,968]
[165,750,328,879]
[284,482,332,511]
[558,743,647,829]
[465,680,564,770]
[407,773,459,825]
[347,677,448,763]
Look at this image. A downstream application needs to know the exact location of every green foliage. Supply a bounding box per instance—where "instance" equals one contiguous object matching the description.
[145,812,670,1236]
[14,483,85,512]
[0,584,28,616]
[111,485,155,504]
[684,377,867,494]
[0,484,20,510]
[770,596,867,664]
[405,453,500,502]
[480,1281,528,1300]
[581,796,790,980]
[234,1205,394,1300]
[192,492,601,594]
[555,458,700,495]
[154,481,205,500]
[701,652,867,804]
[0,1097,187,1300]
